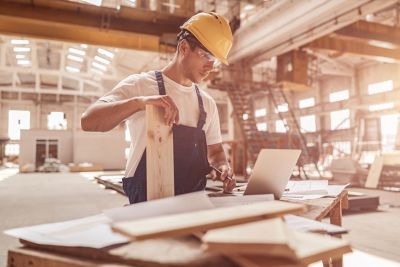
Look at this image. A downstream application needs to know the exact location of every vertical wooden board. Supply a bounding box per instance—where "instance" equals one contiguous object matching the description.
[146,105,174,201]
[365,156,383,188]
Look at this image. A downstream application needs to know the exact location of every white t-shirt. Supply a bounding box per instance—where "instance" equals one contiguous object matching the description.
[99,71,222,178]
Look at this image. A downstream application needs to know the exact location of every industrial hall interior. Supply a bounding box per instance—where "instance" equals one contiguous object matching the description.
[0,0,400,267]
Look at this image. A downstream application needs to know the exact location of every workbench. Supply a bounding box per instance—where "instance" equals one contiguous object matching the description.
[7,191,349,267]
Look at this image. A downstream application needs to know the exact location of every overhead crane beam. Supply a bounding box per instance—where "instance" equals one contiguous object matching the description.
[306,36,400,62]
[335,20,400,48]
[0,0,189,52]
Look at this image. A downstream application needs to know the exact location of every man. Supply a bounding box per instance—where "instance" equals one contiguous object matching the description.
[81,12,236,204]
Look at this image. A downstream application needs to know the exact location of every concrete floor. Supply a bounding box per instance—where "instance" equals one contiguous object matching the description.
[0,169,126,267]
[1,169,399,267]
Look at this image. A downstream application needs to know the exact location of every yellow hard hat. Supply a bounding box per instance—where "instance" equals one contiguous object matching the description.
[181,12,233,65]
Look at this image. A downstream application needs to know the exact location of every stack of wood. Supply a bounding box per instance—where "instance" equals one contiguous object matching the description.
[111,200,351,267]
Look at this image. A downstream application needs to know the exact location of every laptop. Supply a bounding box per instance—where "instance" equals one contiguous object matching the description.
[243,149,301,199]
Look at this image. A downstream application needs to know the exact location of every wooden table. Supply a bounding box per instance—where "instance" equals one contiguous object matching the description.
[283,190,349,267]
[7,192,349,267]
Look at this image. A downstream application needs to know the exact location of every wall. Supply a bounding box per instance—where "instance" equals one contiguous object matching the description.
[73,129,126,170]
[19,129,73,167]
[358,62,400,95]
[19,128,126,170]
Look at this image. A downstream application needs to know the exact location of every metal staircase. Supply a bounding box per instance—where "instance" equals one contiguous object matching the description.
[226,83,267,164]
[267,85,321,177]
[225,81,321,177]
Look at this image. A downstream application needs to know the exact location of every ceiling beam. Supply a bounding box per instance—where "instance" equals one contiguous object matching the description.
[306,36,400,62]
[335,20,400,47]
[0,0,184,52]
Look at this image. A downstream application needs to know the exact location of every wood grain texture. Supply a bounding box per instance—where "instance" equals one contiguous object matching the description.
[365,156,384,188]
[202,218,297,259]
[19,236,235,267]
[8,247,128,267]
[209,225,351,266]
[146,105,174,200]
[112,201,306,240]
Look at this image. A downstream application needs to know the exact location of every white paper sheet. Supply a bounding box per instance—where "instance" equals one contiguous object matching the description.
[284,214,347,235]
[283,181,349,200]
[103,191,215,222]
[285,180,329,195]
[4,214,129,248]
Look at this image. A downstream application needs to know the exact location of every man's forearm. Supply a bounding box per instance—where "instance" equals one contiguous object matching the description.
[208,144,229,167]
[81,97,143,132]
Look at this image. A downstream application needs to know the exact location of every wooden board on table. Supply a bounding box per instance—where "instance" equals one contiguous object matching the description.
[146,105,174,200]
[202,218,297,259]
[8,247,129,267]
[19,236,236,267]
[203,219,352,266]
[112,201,306,240]
[365,156,384,188]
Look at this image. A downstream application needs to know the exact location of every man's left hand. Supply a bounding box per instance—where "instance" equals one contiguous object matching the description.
[209,164,236,193]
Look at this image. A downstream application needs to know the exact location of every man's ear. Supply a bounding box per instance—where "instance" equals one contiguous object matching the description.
[178,39,189,56]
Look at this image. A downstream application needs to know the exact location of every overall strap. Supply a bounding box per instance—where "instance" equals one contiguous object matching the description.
[154,70,207,130]
[195,85,207,130]
[155,71,166,95]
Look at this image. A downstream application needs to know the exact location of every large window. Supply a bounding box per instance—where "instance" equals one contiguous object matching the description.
[275,120,287,133]
[329,90,349,102]
[255,108,267,118]
[275,103,288,113]
[368,80,393,95]
[330,109,350,130]
[256,122,267,131]
[332,141,351,157]
[300,115,316,133]
[381,114,400,152]
[369,102,394,112]
[299,97,315,109]
[47,112,67,130]
[5,144,20,156]
[8,110,30,140]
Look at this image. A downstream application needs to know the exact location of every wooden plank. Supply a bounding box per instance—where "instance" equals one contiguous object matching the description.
[146,105,174,201]
[8,247,128,267]
[112,201,306,240]
[202,218,297,259]
[20,236,235,267]
[365,156,384,188]
[282,190,347,221]
[203,221,351,267]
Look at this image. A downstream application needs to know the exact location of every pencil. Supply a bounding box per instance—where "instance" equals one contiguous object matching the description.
[210,165,233,181]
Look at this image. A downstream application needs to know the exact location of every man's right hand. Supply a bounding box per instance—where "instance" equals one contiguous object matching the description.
[138,95,179,126]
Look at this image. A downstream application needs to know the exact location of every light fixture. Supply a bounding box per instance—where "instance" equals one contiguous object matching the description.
[17,59,31,65]
[94,55,110,65]
[13,47,30,52]
[97,48,114,59]
[80,44,88,49]
[68,47,86,56]
[15,54,26,59]
[67,54,84,62]
[11,39,30,45]
[92,61,107,71]
[66,66,80,73]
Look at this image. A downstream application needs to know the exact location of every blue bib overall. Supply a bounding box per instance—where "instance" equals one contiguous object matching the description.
[122,71,210,204]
